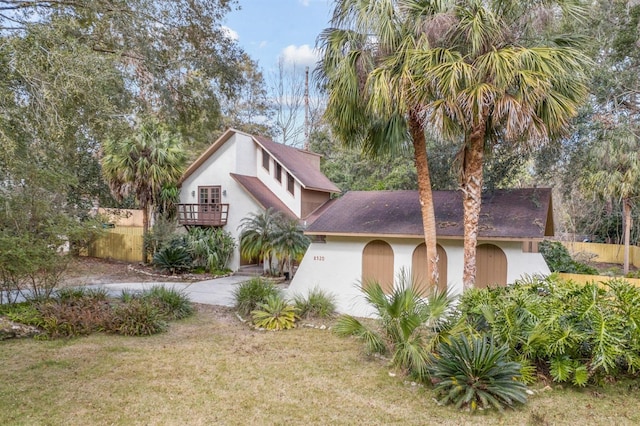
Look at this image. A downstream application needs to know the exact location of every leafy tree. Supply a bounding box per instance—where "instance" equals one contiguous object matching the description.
[101,119,186,261]
[317,0,442,284]
[394,0,591,288]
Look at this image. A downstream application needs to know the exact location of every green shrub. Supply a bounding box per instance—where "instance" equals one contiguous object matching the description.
[539,240,598,274]
[428,334,528,411]
[187,227,236,273]
[142,286,194,320]
[251,294,298,330]
[456,276,640,385]
[292,287,336,319]
[55,287,110,303]
[233,277,280,317]
[110,299,167,336]
[1,302,44,327]
[152,245,192,274]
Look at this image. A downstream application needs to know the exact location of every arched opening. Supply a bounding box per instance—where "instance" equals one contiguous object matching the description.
[476,244,507,288]
[362,240,394,294]
[411,243,447,294]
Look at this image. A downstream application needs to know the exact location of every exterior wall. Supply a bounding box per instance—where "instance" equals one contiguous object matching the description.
[289,236,551,317]
[179,133,263,271]
[301,189,330,218]
[255,145,302,217]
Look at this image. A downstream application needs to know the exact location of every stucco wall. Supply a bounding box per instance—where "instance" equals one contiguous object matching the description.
[288,236,551,317]
[179,133,263,271]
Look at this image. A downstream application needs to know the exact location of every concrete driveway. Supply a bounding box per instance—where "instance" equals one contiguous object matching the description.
[87,275,251,307]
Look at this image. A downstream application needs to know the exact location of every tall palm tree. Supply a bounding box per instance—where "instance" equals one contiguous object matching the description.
[583,127,640,274]
[101,118,186,262]
[394,0,591,288]
[318,0,442,285]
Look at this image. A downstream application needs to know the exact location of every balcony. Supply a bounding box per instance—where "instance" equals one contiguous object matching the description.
[177,203,229,227]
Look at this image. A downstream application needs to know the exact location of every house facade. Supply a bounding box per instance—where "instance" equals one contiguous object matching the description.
[177,128,340,271]
[288,188,554,317]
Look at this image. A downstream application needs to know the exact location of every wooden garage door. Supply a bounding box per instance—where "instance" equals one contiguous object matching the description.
[362,240,394,294]
[476,244,507,289]
[412,243,447,294]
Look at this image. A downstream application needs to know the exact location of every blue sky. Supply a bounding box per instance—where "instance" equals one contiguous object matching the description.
[224,0,333,75]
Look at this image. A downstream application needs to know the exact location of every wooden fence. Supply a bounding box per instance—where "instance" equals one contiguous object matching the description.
[561,241,640,268]
[87,227,144,263]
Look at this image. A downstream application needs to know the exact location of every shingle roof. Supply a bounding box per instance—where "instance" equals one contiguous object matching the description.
[230,173,296,219]
[305,188,554,240]
[254,136,340,193]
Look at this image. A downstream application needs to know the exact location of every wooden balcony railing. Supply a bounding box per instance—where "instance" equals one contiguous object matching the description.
[177,203,229,227]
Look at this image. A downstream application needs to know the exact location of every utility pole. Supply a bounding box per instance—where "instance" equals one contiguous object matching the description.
[304,66,310,150]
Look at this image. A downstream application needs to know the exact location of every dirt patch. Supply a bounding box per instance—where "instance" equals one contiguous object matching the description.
[60,256,226,287]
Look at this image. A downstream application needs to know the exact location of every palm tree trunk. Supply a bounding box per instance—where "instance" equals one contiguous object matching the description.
[623,198,632,275]
[408,110,439,287]
[142,202,150,264]
[461,124,486,290]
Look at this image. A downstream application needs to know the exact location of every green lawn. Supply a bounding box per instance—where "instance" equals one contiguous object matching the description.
[1,306,639,425]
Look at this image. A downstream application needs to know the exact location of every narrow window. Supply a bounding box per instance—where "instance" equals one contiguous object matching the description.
[287,173,295,194]
[262,148,270,171]
[275,163,282,183]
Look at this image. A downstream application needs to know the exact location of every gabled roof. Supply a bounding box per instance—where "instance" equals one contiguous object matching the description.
[305,188,554,240]
[179,128,340,194]
[230,173,296,219]
[179,128,241,185]
[254,136,340,193]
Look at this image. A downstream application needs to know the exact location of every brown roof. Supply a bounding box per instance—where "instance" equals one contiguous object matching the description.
[305,188,554,240]
[254,136,340,193]
[230,173,296,219]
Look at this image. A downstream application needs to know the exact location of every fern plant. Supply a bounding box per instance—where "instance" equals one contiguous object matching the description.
[429,334,528,411]
[251,294,298,330]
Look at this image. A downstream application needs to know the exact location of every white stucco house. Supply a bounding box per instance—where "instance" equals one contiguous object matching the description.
[177,128,340,271]
[288,188,554,316]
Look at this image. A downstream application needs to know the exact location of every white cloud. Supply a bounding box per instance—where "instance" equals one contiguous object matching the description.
[221,26,239,41]
[280,44,320,70]
[258,40,268,49]
[299,0,310,5]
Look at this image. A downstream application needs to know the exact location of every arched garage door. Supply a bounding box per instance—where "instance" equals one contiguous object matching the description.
[476,244,507,288]
[362,240,394,293]
[411,243,447,294]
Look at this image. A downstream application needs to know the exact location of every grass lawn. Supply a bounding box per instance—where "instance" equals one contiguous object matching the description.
[1,305,639,426]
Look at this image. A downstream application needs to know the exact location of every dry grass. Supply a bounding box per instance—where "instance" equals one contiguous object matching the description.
[1,305,640,425]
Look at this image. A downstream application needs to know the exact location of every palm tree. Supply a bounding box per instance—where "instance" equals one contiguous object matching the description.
[393,0,591,288]
[238,208,284,274]
[271,217,310,277]
[101,118,186,262]
[317,0,441,285]
[583,127,640,274]
[334,270,456,381]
